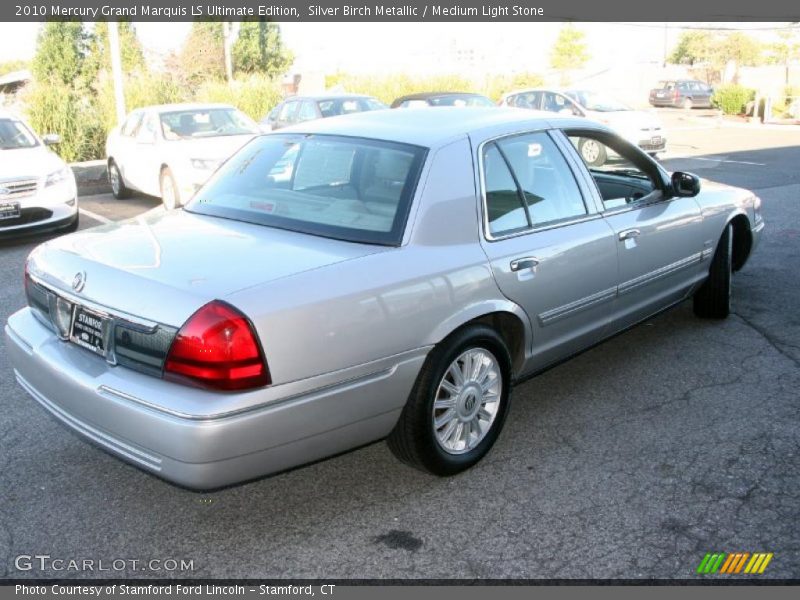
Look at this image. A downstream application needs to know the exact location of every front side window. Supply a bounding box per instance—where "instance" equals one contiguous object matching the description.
[566,132,659,210]
[482,132,587,237]
[160,108,258,140]
[278,101,298,122]
[187,134,427,246]
[297,101,318,122]
[0,118,38,149]
[121,112,144,137]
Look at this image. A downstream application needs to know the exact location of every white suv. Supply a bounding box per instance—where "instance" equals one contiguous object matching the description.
[0,111,78,237]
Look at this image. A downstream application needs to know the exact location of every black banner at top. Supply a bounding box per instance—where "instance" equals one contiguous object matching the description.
[3,0,799,22]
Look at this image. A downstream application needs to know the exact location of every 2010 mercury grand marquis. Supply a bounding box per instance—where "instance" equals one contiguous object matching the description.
[5,108,764,489]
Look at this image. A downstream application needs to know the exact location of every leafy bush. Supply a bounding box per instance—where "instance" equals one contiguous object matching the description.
[712,84,755,115]
[325,73,474,105]
[324,72,544,104]
[22,80,105,163]
[194,74,283,121]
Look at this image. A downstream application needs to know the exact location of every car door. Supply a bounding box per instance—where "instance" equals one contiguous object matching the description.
[477,130,619,372]
[563,129,705,331]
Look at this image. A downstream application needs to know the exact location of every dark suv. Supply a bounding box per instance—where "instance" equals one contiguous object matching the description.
[649,80,714,109]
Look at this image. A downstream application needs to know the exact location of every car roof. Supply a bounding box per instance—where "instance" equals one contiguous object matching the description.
[131,103,237,114]
[284,94,377,101]
[0,109,24,120]
[270,106,589,148]
[393,91,488,102]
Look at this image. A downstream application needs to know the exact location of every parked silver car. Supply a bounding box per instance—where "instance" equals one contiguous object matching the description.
[6,109,763,489]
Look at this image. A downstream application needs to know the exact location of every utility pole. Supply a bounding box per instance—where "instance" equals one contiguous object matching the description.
[223,22,234,82]
[108,22,126,124]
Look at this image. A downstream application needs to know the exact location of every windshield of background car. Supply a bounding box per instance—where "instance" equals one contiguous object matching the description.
[187,134,428,245]
[430,95,494,107]
[160,108,258,140]
[317,98,387,118]
[566,91,631,112]
[0,118,39,149]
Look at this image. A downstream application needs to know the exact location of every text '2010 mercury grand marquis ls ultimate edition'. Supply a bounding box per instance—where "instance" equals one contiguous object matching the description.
[6,108,764,489]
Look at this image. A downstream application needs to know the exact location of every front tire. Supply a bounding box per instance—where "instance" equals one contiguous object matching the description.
[108,160,131,200]
[694,224,733,319]
[160,167,181,210]
[578,138,607,167]
[682,97,694,110]
[387,324,512,476]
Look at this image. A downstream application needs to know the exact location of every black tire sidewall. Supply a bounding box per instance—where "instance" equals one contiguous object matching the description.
[160,168,180,209]
[415,325,512,474]
[109,162,127,199]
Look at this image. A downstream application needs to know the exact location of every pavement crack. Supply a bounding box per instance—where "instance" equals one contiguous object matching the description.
[732,312,800,369]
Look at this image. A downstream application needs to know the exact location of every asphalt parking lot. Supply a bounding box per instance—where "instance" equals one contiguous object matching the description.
[1,111,798,580]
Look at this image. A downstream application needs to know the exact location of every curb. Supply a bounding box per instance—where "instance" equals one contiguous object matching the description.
[70,159,110,196]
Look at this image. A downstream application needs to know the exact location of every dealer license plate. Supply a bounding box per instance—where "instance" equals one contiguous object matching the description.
[0,202,21,220]
[70,306,109,357]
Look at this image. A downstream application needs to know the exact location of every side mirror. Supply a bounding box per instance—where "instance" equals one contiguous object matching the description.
[672,171,701,197]
[42,133,61,146]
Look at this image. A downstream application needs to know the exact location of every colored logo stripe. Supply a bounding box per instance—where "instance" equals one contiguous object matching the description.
[698,552,773,574]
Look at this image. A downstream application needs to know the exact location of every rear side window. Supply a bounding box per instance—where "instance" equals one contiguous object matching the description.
[121,112,143,137]
[482,132,587,237]
[188,134,427,246]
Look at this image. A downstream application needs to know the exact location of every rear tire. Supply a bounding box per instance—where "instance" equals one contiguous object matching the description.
[694,224,733,319]
[160,167,181,210]
[108,160,131,200]
[387,324,512,476]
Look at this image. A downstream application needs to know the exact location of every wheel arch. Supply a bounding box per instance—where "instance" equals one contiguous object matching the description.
[728,213,753,272]
[425,303,532,378]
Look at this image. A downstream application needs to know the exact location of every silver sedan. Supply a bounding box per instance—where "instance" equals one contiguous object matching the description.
[6,108,764,488]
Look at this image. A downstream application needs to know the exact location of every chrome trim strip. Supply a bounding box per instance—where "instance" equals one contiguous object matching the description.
[16,370,163,470]
[28,273,160,331]
[538,286,617,326]
[618,252,703,295]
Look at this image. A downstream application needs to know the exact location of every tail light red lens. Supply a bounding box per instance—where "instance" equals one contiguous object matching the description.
[164,300,270,391]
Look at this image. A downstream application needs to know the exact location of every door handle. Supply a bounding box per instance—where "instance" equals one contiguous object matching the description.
[619,229,641,241]
[510,257,540,272]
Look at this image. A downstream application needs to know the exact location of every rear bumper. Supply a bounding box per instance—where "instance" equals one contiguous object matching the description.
[6,307,426,489]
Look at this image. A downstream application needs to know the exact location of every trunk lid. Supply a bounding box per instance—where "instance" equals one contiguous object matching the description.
[28,209,388,326]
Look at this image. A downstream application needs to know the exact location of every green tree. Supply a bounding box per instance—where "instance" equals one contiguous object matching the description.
[550,25,589,84]
[232,21,294,78]
[31,22,88,86]
[669,30,716,66]
[766,30,800,84]
[177,22,225,85]
[84,22,145,82]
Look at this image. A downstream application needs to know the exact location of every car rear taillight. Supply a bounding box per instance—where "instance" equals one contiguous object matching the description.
[164,300,270,391]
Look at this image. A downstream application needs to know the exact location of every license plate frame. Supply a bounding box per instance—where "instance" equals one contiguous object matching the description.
[69,305,110,357]
[0,201,21,220]
[651,136,663,145]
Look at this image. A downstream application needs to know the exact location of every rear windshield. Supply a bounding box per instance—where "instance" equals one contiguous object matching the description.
[187,134,427,246]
